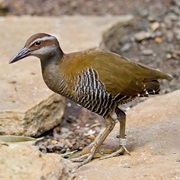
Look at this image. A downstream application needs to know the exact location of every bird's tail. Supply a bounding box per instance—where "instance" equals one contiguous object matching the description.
[140,80,160,97]
[138,65,172,97]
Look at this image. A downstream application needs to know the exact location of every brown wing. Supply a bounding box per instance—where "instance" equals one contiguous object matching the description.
[90,51,171,96]
[61,49,172,97]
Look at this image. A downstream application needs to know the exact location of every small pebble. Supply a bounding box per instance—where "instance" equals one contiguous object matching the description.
[148,16,156,22]
[67,102,71,107]
[55,142,64,148]
[154,37,163,43]
[86,134,96,140]
[134,31,152,41]
[174,28,180,40]
[166,53,172,59]
[166,31,174,42]
[9,80,16,84]
[39,145,47,153]
[154,31,162,37]
[61,127,69,133]
[66,115,77,123]
[51,140,58,145]
[46,145,54,152]
[172,6,180,15]
[121,43,131,52]
[142,49,154,56]
[166,13,178,21]
[151,22,160,31]
[164,18,173,28]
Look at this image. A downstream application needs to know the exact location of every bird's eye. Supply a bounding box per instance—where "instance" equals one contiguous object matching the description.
[34,41,41,46]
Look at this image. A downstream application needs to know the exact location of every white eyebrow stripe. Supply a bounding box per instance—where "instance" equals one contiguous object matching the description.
[32,46,55,55]
[30,36,55,46]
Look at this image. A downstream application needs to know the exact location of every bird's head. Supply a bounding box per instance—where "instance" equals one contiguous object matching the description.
[9,33,62,63]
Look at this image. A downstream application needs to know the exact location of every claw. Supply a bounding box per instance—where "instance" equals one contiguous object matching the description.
[122,145,130,155]
[70,154,89,162]
[76,153,94,168]
[99,145,130,160]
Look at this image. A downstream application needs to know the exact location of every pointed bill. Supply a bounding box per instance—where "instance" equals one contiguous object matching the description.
[9,47,31,64]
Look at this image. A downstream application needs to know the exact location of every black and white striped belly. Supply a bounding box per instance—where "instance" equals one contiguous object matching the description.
[73,68,116,117]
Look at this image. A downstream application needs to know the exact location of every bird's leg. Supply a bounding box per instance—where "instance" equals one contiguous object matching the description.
[100,108,130,160]
[116,108,130,155]
[71,116,116,167]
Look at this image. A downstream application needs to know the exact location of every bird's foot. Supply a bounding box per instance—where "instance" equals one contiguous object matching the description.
[70,154,89,162]
[99,138,130,160]
[70,152,95,168]
[99,145,130,160]
[76,152,95,168]
[69,143,97,168]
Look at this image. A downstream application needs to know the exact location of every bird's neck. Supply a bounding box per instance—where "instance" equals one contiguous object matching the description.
[40,47,64,93]
[40,47,63,68]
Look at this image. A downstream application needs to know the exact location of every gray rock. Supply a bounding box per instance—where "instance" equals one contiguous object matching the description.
[172,6,180,15]
[165,13,178,21]
[148,16,156,22]
[99,15,134,51]
[134,31,152,41]
[142,49,154,56]
[166,53,172,59]
[166,31,174,42]
[164,17,173,28]
[120,43,131,52]
[176,21,180,27]
[174,28,180,40]
[173,0,180,7]
[153,30,163,37]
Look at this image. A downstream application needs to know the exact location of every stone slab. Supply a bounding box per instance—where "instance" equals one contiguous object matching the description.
[75,90,180,180]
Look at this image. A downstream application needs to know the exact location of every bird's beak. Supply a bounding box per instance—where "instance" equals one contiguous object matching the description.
[9,47,31,64]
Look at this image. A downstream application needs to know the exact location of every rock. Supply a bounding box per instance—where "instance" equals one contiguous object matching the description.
[0,93,65,137]
[172,6,180,15]
[142,49,154,56]
[0,16,128,136]
[147,16,156,22]
[166,53,172,59]
[153,30,163,37]
[99,15,135,52]
[164,18,173,28]
[173,0,180,7]
[174,28,180,40]
[154,37,163,43]
[0,0,8,15]
[150,22,160,31]
[166,13,178,21]
[120,43,131,52]
[75,90,180,179]
[134,31,152,41]
[139,9,149,17]
[0,142,74,179]
[166,31,174,42]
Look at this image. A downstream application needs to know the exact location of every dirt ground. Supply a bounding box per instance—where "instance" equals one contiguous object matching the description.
[2,0,171,16]
[1,0,179,157]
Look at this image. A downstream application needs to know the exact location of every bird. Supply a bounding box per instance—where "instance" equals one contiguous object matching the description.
[9,33,172,167]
